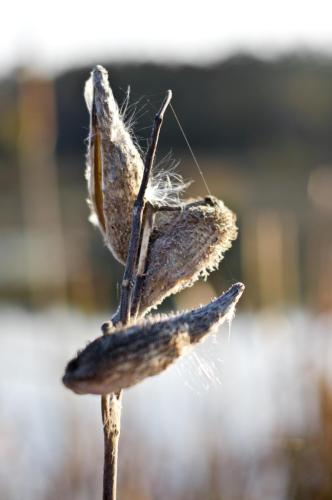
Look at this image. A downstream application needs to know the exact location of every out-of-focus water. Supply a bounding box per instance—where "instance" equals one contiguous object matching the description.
[0,307,331,500]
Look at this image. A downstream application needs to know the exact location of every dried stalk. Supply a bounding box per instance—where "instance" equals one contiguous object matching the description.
[100,90,172,500]
[130,203,155,319]
[64,68,244,500]
[118,89,172,325]
[101,393,121,500]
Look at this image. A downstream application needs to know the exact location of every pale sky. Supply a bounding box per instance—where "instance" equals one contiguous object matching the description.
[3,0,332,76]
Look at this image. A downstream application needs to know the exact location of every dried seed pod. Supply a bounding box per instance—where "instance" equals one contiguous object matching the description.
[63,283,244,395]
[140,195,237,314]
[85,65,144,263]
[85,66,238,315]
[85,66,187,263]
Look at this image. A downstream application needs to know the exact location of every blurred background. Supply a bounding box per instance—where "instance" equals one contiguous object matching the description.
[1,1,332,499]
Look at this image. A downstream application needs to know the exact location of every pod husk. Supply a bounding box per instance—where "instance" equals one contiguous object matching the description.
[63,283,244,395]
[85,66,238,314]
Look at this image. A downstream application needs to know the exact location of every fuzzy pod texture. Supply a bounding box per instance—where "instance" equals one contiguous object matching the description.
[85,65,144,263]
[85,66,238,314]
[139,196,237,314]
[63,283,244,395]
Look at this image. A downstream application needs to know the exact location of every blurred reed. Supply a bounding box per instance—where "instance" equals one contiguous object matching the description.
[15,73,98,309]
[240,210,301,309]
[0,308,331,499]
[17,74,67,304]
[0,69,331,312]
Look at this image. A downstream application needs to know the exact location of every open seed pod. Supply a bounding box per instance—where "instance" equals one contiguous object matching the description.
[85,66,238,315]
[63,283,244,395]
[85,65,144,263]
[139,195,237,314]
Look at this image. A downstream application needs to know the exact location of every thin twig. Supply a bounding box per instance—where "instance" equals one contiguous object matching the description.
[131,202,155,319]
[101,90,172,500]
[101,393,121,500]
[118,89,172,325]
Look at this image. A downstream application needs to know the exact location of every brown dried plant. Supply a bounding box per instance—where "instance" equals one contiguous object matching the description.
[63,66,244,500]
[63,282,244,395]
[84,66,238,315]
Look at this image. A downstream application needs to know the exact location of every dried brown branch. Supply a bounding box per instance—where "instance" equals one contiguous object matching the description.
[99,90,172,500]
[101,393,121,500]
[118,90,172,325]
[130,203,155,319]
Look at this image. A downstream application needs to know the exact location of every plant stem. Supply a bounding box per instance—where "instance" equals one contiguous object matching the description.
[119,90,172,325]
[101,393,121,500]
[101,90,172,500]
[130,202,155,319]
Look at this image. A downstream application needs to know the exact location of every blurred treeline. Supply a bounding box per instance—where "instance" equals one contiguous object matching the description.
[1,53,331,312]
